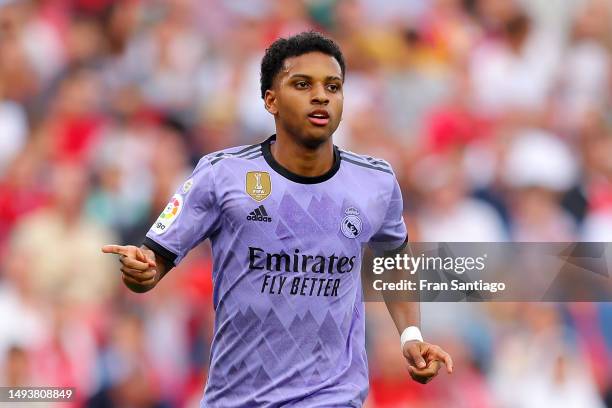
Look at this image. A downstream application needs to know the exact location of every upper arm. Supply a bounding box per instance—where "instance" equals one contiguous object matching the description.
[143,157,222,268]
[369,174,408,254]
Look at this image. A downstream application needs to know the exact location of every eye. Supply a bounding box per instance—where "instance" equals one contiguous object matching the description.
[327,84,340,92]
[295,81,309,89]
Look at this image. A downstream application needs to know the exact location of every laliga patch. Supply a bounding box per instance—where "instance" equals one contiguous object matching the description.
[152,194,183,234]
[341,207,362,239]
[246,171,271,202]
[181,178,193,194]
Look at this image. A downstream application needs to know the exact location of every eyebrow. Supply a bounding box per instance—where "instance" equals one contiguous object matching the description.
[289,74,342,81]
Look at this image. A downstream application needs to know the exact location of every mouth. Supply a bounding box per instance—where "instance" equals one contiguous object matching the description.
[307,109,330,126]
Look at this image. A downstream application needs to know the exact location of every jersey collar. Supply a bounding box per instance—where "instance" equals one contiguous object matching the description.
[261,135,341,184]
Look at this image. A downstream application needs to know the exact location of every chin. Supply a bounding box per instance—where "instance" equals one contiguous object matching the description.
[300,131,332,149]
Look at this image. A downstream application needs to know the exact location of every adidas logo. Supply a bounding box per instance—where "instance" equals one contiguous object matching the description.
[247,205,272,223]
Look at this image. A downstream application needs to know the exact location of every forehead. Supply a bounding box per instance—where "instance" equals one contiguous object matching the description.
[279,52,342,81]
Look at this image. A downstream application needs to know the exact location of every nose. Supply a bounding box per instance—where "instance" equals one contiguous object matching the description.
[311,83,329,105]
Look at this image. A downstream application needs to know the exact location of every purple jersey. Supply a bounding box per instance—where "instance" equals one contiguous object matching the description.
[145,135,407,407]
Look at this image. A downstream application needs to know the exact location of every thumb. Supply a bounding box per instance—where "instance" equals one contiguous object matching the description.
[136,248,156,268]
[406,343,427,369]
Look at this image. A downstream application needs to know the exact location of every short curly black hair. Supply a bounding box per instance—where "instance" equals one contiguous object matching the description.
[260,31,345,99]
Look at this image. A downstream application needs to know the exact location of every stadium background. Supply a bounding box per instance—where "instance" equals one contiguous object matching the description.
[0,0,611,406]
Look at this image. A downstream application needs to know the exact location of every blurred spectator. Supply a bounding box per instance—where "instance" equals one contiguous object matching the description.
[88,311,167,408]
[0,145,49,250]
[0,251,47,367]
[412,155,507,241]
[468,3,562,122]
[0,96,28,175]
[124,0,206,110]
[9,161,118,307]
[0,346,30,387]
[490,304,605,408]
[580,116,612,241]
[555,0,611,133]
[503,130,578,241]
[0,0,609,406]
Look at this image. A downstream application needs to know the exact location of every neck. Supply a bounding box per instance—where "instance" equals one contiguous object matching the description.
[271,131,334,178]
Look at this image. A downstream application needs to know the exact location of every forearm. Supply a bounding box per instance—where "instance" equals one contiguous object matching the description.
[385,301,420,335]
[382,250,421,335]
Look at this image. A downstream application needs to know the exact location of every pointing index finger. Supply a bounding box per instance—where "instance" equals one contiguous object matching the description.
[430,348,454,374]
[101,245,128,256]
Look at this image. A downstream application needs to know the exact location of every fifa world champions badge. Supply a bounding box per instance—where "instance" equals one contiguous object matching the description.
[341,207,362,238]
[246,171,271,202]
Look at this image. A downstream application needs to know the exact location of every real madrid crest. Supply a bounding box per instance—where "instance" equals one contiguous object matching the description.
[246,171,271,202]
[341,207,362,239]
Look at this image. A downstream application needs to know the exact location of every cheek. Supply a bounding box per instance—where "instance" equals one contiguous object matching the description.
[279,94,305,117]
[332,97,344,120]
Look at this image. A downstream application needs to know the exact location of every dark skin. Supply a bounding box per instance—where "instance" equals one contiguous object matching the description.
[263,51,343,177]
[102,50,452,384]
[387,301,453,383]
[101,244,167,293]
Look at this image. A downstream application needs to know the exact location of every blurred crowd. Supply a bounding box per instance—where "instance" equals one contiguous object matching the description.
[0,0,611,406]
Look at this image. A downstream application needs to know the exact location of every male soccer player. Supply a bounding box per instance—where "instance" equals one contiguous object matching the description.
[102,31,453,407]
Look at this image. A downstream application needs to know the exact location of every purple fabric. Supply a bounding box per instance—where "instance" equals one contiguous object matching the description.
[146,139,406,407]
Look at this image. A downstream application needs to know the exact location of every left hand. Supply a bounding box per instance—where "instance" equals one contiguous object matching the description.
[402,341,453,384]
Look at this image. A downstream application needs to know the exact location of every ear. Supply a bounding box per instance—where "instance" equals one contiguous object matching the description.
[264,90,278,115]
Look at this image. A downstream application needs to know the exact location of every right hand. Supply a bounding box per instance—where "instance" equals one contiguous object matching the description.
[101,245,158,288]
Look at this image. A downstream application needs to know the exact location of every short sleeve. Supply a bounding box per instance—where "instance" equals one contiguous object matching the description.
[368,176,408,254]
[144,157,221,266]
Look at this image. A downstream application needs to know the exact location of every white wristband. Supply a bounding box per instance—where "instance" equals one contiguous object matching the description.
[400,326,423,349]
